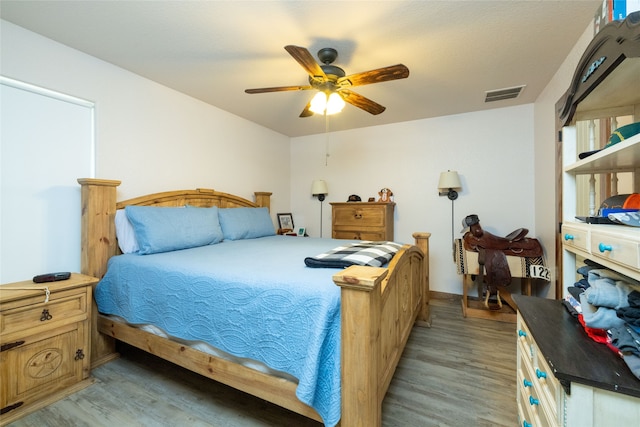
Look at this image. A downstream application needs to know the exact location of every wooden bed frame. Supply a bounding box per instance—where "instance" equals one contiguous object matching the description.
[78,178,431,427]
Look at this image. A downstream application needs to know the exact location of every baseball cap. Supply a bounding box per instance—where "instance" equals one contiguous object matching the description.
[579,122,640,159]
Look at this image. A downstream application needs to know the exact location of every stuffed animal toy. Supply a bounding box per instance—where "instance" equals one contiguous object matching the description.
[378,188,393,202]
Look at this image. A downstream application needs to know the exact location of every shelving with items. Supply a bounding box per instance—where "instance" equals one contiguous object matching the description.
[514,12,640,427]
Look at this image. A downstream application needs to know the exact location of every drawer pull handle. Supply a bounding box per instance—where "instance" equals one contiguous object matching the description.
[40,309,53,321]
[528,395,539,406]
[1,401,24,415]
[598,243,612,253]
[354,214,362,219]
[75,349,85,361]
[523,379,532,388]
[523,421,532,427]
[535,368,547,379]
[564,233,574,241]
[1,340,25,352]
[518,329,527,337]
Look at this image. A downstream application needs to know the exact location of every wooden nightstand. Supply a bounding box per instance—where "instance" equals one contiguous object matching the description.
[331,202,395,240]
[0,273,97,425]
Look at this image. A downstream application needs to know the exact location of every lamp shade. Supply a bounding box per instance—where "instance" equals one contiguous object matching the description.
[311,180,328,196]
[309,92,345,115]
[438,171,461,191]
[309,92,327,114]
[326,92,345,115]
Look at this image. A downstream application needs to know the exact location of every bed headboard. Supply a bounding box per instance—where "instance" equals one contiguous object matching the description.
[77,178,272,367]
[77,178,272,279]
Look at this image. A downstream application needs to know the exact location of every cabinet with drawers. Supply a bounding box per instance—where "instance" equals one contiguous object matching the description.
[0,274,96,425]
[331,202,395,241]
[515,295,640,427]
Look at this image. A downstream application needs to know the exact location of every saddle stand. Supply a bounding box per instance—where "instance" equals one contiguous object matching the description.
[462,214,543,312]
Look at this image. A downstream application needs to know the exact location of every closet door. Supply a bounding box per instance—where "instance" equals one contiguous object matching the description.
[1,78,94,283]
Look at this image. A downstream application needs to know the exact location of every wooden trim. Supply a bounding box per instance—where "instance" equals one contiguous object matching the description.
[555,12,640,129]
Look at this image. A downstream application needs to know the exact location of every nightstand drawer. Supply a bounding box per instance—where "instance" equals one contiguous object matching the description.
[1,288,88,339]
[0,323,86,417]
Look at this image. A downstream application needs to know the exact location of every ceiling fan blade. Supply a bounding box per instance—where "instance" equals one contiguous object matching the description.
[284,45,327,81]
[245,85,313,94]
[339,89,386,115]
[338,64,409,87]
[299,102,314,118]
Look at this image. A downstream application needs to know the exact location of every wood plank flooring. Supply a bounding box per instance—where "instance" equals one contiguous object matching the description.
[8,298,517,427]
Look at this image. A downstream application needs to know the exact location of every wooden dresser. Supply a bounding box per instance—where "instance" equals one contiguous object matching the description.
[331,202,395,240]
[0,273,96,425]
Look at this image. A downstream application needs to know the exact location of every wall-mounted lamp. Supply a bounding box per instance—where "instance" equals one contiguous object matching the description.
[438,170,462,200]
[438,171,463,259]
[311,180,329,237]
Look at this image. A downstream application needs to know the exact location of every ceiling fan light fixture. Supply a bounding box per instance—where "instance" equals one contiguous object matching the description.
[309,91,345,115]
[326,92,345,115]
[309,92,328,114]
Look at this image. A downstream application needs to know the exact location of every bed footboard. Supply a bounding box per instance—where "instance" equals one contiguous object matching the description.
[333,233,430,427]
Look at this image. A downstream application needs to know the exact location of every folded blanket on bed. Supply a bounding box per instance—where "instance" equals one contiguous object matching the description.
[304,241,403,268]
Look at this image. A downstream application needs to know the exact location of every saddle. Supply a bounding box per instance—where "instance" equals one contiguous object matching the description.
[461,214,543,310]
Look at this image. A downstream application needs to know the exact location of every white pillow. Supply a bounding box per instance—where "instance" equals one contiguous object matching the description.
[115,209,140,254]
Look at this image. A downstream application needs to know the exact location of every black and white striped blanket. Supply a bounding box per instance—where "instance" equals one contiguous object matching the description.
[304,241,404,268]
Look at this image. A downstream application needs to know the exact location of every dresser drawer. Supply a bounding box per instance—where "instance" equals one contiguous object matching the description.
[590,230,640,271]
[331,202,394,241]
[332,230,387,241]
[533,348,561,418]
[561,223,589,252]
[1,288,88,340]
[333,205,387,227]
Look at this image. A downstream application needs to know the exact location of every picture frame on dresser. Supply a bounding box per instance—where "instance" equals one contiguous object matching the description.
[277,213,293,230]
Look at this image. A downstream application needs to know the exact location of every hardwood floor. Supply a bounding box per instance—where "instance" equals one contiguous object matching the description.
[8,298,517,427]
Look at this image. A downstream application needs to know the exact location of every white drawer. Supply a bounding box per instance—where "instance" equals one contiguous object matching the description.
[591,230,640,270]
[561,223,589,252]
[533,350,560,422]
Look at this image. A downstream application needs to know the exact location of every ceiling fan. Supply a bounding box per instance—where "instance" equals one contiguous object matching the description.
[245,45,409,117]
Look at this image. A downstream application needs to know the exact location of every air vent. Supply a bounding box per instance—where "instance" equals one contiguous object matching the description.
[484,85,526,102]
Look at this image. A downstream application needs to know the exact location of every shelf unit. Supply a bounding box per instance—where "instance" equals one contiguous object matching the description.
[555,12,640,298]
[515,12,640,427]
[562,132,640,285]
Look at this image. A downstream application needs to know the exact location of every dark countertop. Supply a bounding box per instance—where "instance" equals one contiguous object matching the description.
[514,294,640,398]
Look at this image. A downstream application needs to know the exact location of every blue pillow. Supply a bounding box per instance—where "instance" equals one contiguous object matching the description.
[125,205,224,254]
[218,207,275,240]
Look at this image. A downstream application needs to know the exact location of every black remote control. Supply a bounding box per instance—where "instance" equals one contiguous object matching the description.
[33,272,71,283]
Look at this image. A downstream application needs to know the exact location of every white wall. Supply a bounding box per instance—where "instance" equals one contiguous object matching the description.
[291,104,536,295]
[1,20,291,280]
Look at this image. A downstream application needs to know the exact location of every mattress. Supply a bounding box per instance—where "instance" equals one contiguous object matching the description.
[95,235,362,427]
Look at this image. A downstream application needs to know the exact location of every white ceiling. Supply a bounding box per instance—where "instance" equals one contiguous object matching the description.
[0,0,600,137]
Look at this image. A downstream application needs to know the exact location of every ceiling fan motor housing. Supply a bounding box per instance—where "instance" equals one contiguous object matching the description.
[317,47,338,64]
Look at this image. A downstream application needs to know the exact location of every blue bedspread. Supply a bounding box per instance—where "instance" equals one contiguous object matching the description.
[95,235,358,426]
